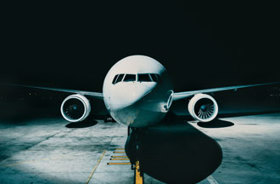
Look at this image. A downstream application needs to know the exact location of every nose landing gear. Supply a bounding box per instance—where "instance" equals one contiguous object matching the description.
[134,160,144,184]
[126,126,145,184]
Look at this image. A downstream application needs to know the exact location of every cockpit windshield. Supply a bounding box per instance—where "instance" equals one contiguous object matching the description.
[112,74,125,84]
[150,74,159,82]
[138,74,152,82]
[138,73,160,82]
[112,73,160,84]
[123,74,136,82]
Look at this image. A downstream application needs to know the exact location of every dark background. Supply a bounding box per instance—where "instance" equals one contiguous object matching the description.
[1,1,280,91]
[0,1,280,118]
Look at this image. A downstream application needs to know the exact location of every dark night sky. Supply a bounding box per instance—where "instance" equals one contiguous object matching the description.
[1,2,280,92]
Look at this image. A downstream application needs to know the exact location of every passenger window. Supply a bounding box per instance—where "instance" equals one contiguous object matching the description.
[115,74,124,84]
[150,74,159,82]
[138,74,152,82]
[112,74,119,84]
[123,74,136,82]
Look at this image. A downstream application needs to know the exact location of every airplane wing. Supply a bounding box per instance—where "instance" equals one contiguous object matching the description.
[173,82,279,101]
[5,83,103,99]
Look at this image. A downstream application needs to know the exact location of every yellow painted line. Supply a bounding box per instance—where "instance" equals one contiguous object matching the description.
[85,150,106,184]
[111,156,128,158]
[113,151,125,153]
[107,162,131,165]
[110,158,129,160]
[115,148,124,150]
[135,161,143,184]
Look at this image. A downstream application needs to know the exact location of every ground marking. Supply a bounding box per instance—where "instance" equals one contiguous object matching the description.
[111,155,128,158]
[110,158,129,160]
[115,148,125,150]
[107,162,131,165]
[85,150,106,184]
[113,151,125,153]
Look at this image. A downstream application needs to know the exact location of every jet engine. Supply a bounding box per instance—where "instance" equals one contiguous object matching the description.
[60,94,91,122]
[188,94,218,122]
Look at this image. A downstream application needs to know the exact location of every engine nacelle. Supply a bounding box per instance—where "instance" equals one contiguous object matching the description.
[188,93,218,122]
[60,94,91,122]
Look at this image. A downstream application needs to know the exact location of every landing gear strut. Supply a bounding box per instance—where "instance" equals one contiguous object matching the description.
[126,126,145,184]
[128,126,132,136]
[134,160,144,184]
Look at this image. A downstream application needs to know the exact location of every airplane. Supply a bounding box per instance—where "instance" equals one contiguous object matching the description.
[9,55,278,129]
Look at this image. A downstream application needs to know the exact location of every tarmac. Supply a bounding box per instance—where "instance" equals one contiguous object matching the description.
[0,113,280,183]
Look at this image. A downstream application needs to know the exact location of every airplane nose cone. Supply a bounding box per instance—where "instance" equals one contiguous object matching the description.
[128,83,156,105]
[113,82,157,110]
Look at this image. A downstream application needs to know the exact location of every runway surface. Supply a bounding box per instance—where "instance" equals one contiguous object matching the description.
[0,113,280,183]
[195,113,280,184]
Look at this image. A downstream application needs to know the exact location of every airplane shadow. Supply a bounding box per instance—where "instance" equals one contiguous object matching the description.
[125,118,223,183]
[65,120,98,128]
[197,119,234,128]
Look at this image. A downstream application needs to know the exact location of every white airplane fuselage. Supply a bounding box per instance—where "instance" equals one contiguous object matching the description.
[103,55,174,128]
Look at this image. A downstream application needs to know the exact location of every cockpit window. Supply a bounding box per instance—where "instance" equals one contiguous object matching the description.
[113,73,160,84]
[150,74,159,82]
[113,74,124,84]
[138,74,152,82]
[123,74,136,82]
[112,74,119,84]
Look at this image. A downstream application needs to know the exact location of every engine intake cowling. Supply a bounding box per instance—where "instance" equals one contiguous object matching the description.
[188,94,218,122]
[60,94,91,122]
